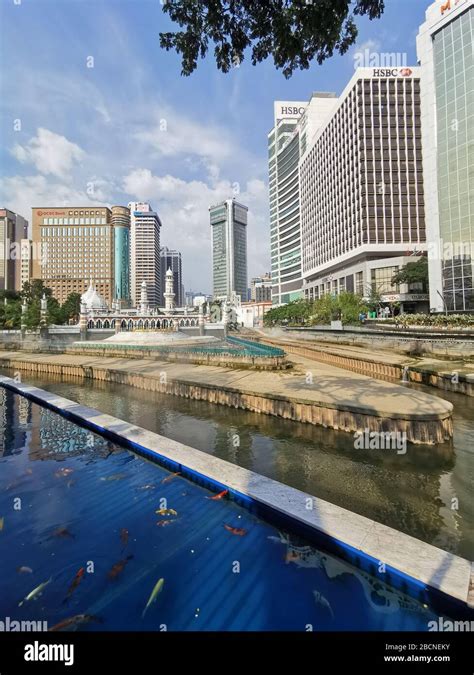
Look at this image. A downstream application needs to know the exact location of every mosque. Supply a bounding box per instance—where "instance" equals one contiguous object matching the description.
[77,269,230,343]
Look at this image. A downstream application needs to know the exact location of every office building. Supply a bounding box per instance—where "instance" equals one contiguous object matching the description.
[268,95,338,305]
[160,247,183,307]
[210,198,248,301]
[20,239,32,290]
[0,208,28,291]
[299,67,429,314]
[31,206,114,305]
[417,0,473,312]
[250,273,272,302]
[129,202,162,308]
[111,205,130,308]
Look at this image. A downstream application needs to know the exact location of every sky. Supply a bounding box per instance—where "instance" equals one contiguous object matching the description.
[0,0,431,293]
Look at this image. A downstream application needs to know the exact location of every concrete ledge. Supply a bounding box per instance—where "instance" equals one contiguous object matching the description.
[0,375,471,615]
[257,336,474,398]
[0,352,453,445]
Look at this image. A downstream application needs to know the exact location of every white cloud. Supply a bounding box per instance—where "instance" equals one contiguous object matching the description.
[122,168,270,292]
[11,128,85,177]
[134,111,235,162]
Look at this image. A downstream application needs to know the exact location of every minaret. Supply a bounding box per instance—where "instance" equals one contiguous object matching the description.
[140,280,149,314]
[164,268,175,311]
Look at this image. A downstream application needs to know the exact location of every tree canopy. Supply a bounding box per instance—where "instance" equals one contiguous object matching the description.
[391,257,428,290]
[159,0,385,78]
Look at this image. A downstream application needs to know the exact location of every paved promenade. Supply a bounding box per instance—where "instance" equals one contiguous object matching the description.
[0,349,452,425]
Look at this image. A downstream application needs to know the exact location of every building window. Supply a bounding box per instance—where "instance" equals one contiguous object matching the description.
[371,266,399,294]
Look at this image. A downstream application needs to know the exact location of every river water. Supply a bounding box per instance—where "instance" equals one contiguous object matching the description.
[1,368,472,560]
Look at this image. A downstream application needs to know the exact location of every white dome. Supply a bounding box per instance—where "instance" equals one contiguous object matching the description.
[81,281,108,310]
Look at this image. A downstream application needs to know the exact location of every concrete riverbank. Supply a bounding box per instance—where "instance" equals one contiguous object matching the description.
[0,349,453,445]
[253,330,474,397]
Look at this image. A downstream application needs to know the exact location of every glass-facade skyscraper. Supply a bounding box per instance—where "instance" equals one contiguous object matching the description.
[209,198,248,301]
[417,0,474,312]
[111,205,130,307]
[160,246,183,307]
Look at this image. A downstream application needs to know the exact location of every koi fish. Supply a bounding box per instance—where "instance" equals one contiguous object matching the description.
[155,508,177,517]
[17,566,33,574]
[156,520,175,527]
[19,578,52,606]
[0,517,4,531]
[107,555,133,580]
[100,473,127,482]
[161,472,181,485]
[224,524,247,536]
[64,567,85,602]
[313,591,334,619]
[55,468,74,478]
[138,484,156,491]
[207,489,228,501]
[142,578,164,618]
[53,527,75,539]
[120,528,129,549]
[49,614,102,632]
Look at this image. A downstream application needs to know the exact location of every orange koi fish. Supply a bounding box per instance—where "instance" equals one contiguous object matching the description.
[64,567,85,601]
[224,524,247,536]
[161,472,181,485]
[107,555,133,580]
[53,527,75,539]
[49,614,102,632]
[156,519,175,527]
[207,489,228,501]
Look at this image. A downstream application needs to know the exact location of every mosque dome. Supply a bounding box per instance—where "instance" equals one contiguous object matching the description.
[81,281,108,311]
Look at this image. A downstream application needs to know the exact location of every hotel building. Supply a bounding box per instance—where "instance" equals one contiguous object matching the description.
[210,198,248,301]
[160,247,184,307]
[299,67,429,313]
[129,202,162,309]
[32,206,115,305]
[417,0,473,312]
[268,96,338,305]
[0,208,28,291]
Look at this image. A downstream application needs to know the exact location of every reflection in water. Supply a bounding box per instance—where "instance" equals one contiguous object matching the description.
[0,387,450,630]
[1,369,472,561]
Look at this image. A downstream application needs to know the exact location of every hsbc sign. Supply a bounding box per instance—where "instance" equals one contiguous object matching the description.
[372,68,413,77]
[280,106,306,116]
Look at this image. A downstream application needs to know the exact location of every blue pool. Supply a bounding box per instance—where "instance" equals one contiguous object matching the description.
[0,387,448,631]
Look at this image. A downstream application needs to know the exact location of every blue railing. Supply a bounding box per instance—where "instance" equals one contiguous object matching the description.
[71,336,285,359]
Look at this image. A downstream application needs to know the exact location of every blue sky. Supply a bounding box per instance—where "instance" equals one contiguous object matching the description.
[0,0,430,292]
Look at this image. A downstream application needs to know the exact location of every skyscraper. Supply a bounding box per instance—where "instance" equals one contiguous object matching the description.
[250,273,272,302]
[268,95,338,305]
[129,202,162,308]
[111,205,130,307]
[31,206,114,304]
[209,198,248,300]
[160,246,183,307]
[299,68,428,314]
[0,208,28,291]
[417,0,473,312]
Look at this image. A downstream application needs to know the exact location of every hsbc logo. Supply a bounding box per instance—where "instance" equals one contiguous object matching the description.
[280,106,305,116]
[373,68,413,77]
